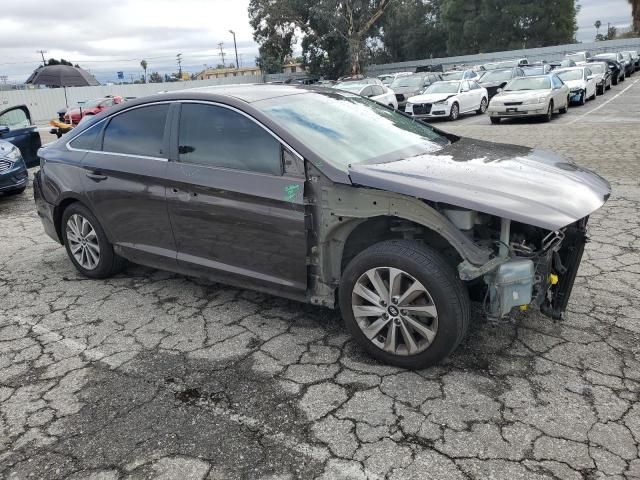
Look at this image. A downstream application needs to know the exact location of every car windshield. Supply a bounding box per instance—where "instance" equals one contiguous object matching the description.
[504,77,551,91]
[565,53,585,62]
[480,69,513,82]
[256,91,448,169]
[556,70,583,81]
[523,67,545,76]
[441,71,464,80]
[589,64,605,74]
[424,82,460,94]
[390,76,424,88]
[334,82,366,93]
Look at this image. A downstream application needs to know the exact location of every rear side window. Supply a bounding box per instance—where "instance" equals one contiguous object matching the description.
[178,103,282,176]
[102,104,169,157]
[69,124,102,151]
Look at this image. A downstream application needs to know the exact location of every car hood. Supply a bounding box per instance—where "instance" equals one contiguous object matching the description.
[407,93,456,104]
[348,137,610,231]
[392,86,421,96]
[563,79,586,89]
[492,89,550,101]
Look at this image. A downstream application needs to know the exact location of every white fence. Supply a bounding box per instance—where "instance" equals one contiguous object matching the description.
[0,73,302,124]
[366,37,640,75]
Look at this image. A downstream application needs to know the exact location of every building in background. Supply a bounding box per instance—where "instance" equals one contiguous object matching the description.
[195,66,261,80]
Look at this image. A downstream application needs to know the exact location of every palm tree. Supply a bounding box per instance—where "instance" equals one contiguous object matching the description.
[630,0,640,33]
[595,20,602,39]
[140,59,148,83]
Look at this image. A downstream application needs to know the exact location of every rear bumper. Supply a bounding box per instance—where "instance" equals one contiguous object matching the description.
[33,170,61,243]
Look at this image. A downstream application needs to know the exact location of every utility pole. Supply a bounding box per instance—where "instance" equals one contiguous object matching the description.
[218,42,226,68]
[229,30,239,70]
[36,50,47,66]
[177,53,183,79]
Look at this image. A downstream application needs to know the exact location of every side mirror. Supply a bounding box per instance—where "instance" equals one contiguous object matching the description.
[0,126,9,136]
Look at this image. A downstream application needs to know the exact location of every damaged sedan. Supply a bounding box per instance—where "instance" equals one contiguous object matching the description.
[33,85,610,368]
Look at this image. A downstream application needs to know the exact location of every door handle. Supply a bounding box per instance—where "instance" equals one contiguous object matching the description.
[84,168,107,181]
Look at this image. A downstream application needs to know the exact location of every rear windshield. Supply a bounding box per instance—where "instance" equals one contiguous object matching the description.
[565,53,585,62]
[588,63,605,74]
[523,67,545,76]
[333,83,365,93]
[255,91,448,169]
[504,77,551,91]
[441,71,464,80]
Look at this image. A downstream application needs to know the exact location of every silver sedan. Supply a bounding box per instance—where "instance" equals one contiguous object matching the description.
[487,74,570,124]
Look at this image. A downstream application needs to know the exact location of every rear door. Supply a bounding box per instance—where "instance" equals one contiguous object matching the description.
[166,102,307,297]
[80,102,177,269]
[0,105,42,167]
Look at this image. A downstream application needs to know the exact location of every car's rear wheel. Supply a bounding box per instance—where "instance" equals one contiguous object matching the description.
[339,240,470,369]
[61,203,124,279]
[476,98,488,115]
[449,102,459,121]
[490,117,501,124]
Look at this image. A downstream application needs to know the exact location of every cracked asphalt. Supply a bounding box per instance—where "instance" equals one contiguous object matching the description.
[2,78,640,479]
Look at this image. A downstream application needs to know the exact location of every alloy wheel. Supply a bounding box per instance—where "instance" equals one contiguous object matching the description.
[480,98,487,113]
[450,104,459,120]
[66,214,100,270]
[351,267,439,356]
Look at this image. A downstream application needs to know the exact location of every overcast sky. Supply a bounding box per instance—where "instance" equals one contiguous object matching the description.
[0,0,633,83]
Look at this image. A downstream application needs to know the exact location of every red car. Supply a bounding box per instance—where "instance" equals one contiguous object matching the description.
[63,96,123,125]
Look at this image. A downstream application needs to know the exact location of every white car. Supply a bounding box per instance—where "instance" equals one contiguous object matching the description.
[487,74,570,123]
[378,72,413,86]
[564,51,591,65]
[441,69,480,81]
[554,67,597,105]
[405,80,488,121]
[333,81,398,109]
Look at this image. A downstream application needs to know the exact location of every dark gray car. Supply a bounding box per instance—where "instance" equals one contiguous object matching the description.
[390,73,441,109]
[34,85,610,368]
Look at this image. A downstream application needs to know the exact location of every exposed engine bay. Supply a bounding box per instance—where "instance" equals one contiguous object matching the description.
[443,207,588,321]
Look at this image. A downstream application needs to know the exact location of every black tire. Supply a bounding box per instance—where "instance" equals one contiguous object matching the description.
[597,85,603,96]
[589,90,596,101]
[613,77,619,86]
[559,98,569,114]
[476,97,488,115]
[448,102,459,121]
[61,203,124,279]
[542,101,553,122]
[578,91,586,106]
[339,240,470,369]
[490,117,501,124]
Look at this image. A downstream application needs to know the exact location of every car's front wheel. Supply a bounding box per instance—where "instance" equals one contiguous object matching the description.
[476,98,488,114]
[61,203,124,279]
[339,240,470,369]
[448,102,459,121]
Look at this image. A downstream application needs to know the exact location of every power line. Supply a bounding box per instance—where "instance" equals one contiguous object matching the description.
[36,50,47,66]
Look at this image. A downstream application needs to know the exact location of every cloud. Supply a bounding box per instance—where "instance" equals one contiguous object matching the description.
[576,0,632,40]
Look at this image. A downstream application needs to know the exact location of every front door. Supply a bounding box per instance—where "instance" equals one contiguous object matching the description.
[0,106,42,167]
[166,102,307,297]
[80,103,177,269]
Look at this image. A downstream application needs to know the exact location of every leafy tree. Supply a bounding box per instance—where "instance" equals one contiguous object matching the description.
[46,58,74,66]
[249,0,299,73]
[630,0,639,33]
[606,24,617,40]
[594,20,601,39]
[148,72,163,83]
[140,60,148,83]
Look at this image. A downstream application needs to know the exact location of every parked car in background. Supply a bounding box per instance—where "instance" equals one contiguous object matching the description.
[378,72,412,86]
[0,105,42,168]
[620,52,635,77]
[405,80,488,120]
[484,58,529,70]
[64,96,123,125]
[390,73,441,109]
[441,69,480,81]
[34,84,611,368]
[587,57,624,85]
[522,64,552,76]
[333,81,398,109]
[625,50,640,71]
[477,67,525,99]
[565,51,591,65]
[548,59,577,70]
[487,75,569,123]
[586,62,612,95]
[593,53,628,80]
[0,139,29,196]
[555,67,597,105]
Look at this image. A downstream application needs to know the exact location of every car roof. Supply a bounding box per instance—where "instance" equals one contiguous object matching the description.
[170,84,311,103]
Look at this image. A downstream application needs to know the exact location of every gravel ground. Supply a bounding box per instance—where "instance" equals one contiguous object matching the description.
[1,78,640,480]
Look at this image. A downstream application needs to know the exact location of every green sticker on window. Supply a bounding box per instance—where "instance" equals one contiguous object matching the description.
[284,184,300,202]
